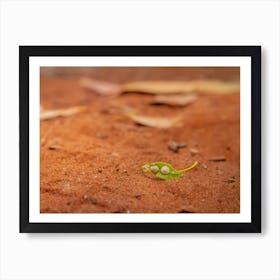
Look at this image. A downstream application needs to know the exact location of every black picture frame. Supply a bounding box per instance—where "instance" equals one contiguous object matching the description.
[19,46,261,233]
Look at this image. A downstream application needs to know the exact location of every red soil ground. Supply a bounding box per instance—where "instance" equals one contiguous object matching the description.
[40,67,240,213]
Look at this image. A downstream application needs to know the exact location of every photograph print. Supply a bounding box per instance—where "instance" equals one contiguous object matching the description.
[20,46,261,232]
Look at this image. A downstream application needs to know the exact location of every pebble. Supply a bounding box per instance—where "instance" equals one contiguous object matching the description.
[178,208,193,213]
[108,152,119,161]
[190,148,199,156]
[225,176,237,183]
[134,193,143,199]
[168,141,187,153]
[48,145,61,150]
[96,133,108,139]
[62,183,71,190]
[83,195,97,205]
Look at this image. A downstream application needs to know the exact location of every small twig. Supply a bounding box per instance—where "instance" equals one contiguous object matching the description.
[208,156,226,162]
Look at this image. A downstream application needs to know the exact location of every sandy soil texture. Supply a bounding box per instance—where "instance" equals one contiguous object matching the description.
[40,67,240,213]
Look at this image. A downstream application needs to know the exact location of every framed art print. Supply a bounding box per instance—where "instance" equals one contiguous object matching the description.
[19,46,261,233]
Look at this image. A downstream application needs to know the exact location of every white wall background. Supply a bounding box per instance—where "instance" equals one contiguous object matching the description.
[0,0,279,279]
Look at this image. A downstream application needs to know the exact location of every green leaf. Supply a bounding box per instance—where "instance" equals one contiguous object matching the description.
[141,161,198,180]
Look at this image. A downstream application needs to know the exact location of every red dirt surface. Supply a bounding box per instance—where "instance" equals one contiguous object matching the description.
[40,67,240,213]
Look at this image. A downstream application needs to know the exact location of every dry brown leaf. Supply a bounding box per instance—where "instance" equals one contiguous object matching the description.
[127,113,180,129]
[80,77,122,96]
[150,94,198,106]
[40,106,86,121]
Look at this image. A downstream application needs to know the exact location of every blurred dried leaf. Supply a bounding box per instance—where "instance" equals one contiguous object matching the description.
[80,78,240,96]
[80,77,122,96]
[127,113,181,129]
[122,80,240,95]
[151,94,198,106]
[40,106,86,121]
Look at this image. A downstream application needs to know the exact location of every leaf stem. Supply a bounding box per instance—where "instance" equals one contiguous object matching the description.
[178,161,198,173]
